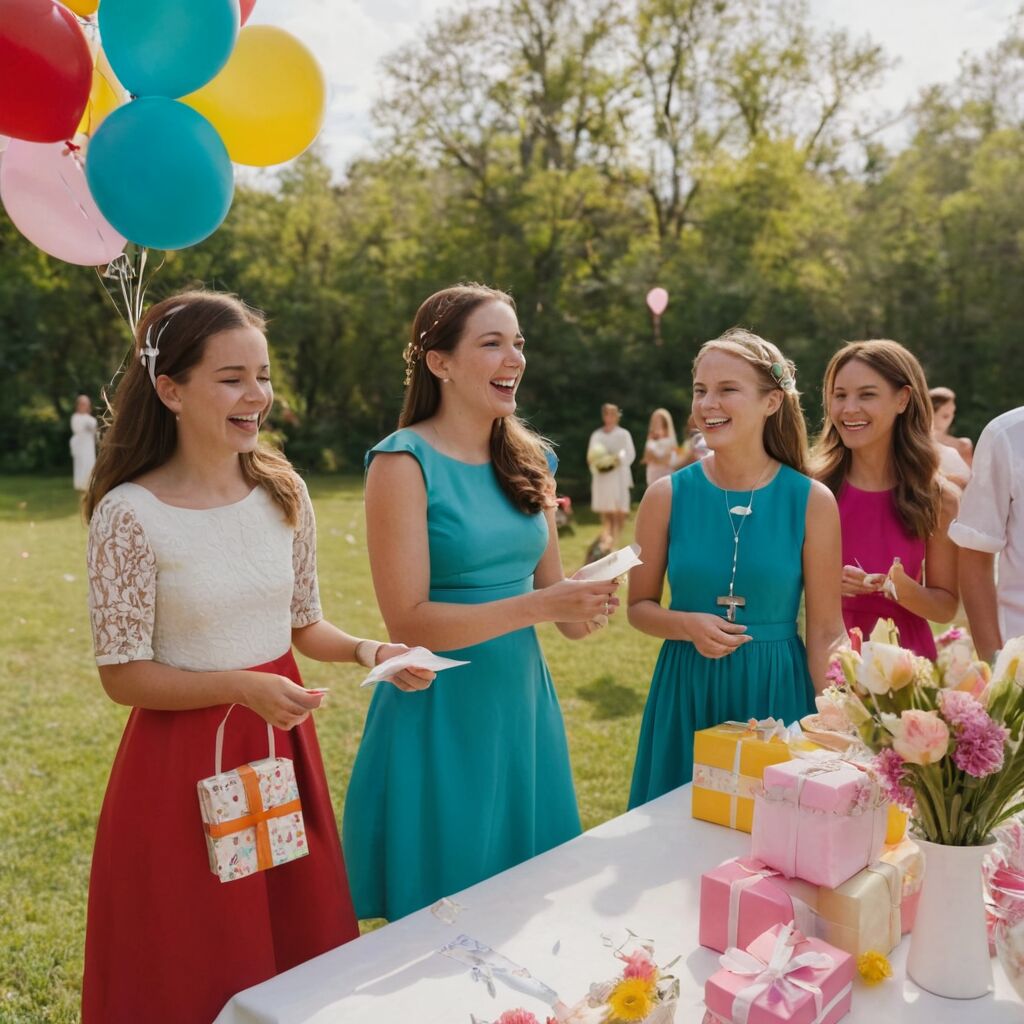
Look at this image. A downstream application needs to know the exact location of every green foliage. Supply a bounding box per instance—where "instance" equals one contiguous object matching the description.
[0,0,1021,487]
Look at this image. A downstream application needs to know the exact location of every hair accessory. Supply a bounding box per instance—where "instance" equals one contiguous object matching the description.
[140,304,186,389]
[402,318,441,386]
[770,361,797,393]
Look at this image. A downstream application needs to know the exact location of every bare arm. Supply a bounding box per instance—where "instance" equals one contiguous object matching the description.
[98,661,322,730]
[802,481,848,693]
[958,549,1002,662]
[890,483,960,625]
[365,453,617,650]
[627,476,750,656]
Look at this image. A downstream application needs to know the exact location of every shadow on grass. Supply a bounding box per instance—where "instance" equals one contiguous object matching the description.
[577,673,645,720]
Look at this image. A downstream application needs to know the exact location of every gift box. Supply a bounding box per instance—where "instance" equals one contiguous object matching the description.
[197,713,308,883]
[704,923,854,1024]
[692,720,795,833]
[751,759,887,888]
[880,839,924,934]
[700,857,817,954]
[806,861,902,956]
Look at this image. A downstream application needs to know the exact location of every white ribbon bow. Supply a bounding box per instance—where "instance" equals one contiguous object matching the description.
[723,718,790,742]
[726,859,817,949]
[719,923,833,1024]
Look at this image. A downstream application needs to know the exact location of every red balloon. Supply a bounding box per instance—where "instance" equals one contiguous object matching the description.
[0,0,92,143]
[240,0,256,25]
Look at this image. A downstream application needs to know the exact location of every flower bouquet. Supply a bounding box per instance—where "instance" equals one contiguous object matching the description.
[824,620,1024,998]
[588,443,620,473]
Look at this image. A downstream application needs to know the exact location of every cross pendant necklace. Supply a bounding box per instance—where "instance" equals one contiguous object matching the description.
[715,462,771,622]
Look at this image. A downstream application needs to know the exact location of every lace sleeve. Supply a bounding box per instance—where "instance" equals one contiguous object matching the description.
[87,497,157,666]
[291,480,323,628]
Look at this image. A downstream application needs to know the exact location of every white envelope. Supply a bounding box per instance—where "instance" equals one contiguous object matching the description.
[359,646,468,688]
[573,543,643,582]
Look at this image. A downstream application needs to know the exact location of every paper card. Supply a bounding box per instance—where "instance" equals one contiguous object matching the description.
[573,543,643,582]
[359,646,468,688]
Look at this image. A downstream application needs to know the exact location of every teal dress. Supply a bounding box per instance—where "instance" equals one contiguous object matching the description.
[628,461,816,808]
[342,429,582,920]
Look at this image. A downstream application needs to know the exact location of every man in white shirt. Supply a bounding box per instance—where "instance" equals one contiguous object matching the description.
[949,406,1024,661]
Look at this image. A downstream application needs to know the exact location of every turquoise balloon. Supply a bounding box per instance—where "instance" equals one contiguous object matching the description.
[86,98,234,251]
[99,0,239,98]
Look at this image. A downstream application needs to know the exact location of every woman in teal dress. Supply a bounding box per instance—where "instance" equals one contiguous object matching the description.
[627,328,847,807]
[342,283,620,921]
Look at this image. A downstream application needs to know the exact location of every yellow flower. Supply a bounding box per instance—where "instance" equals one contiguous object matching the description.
[857,950,892,985]
[606,977,655,1021]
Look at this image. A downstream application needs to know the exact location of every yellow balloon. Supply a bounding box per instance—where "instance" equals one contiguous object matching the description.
[61,0,100,15]
[76,51,126,136]
[182,26,326,167]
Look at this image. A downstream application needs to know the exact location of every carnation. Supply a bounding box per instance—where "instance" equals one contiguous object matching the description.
[497,1011,541,1024]
[952,716,1008,778]
[620,948,657,982]
[938,689,988,728]
[873,748,916,810]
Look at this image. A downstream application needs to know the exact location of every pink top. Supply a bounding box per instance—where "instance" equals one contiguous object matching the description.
[837,482,936,658]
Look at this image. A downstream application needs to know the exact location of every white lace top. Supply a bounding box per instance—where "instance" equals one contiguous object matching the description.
[87,480,322,672]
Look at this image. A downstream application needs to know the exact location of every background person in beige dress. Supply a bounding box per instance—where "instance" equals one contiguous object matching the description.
[930,386,972,489]
[641,407,678,487]
[587,403,635,547]
[70,393,98,491]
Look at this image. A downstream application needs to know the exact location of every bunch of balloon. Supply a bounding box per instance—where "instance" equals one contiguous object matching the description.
[0,0,326,265]
[646,287,669,346]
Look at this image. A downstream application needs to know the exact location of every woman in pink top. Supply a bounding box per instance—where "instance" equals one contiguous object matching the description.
[812,340,959,657]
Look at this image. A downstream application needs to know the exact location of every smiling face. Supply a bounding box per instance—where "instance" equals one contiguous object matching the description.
[157,326,273,455]
[692,350,781,453]
[428,299,525,420]
[828,357,909,452]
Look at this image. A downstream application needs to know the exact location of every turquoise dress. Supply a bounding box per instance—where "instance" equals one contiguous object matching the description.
[342,429,582,920]
[628,461,816,808]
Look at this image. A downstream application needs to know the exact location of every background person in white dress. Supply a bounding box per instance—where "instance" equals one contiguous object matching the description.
[587,403,635,547]
[930,386,972,489]
[70,393,97,491]
[641,407,678,487]
[949,405,1024,662]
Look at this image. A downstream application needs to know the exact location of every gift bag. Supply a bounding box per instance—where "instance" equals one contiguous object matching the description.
[196,705,309,883]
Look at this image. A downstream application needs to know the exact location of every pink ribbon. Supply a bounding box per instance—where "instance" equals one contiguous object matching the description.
[720,923,833,1024]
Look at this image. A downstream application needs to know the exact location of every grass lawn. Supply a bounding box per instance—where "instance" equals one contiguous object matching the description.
[0,475,661,1023]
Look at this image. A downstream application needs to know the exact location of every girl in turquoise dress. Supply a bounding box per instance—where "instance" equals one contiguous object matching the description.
[627,328,847,807]
[342,283,620,921]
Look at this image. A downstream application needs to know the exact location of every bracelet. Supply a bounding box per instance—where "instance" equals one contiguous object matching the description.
[354,639,383,669]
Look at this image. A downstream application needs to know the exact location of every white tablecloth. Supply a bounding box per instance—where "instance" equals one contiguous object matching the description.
[215,785,1022,1023]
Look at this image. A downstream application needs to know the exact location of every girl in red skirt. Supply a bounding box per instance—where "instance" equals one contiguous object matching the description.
[82,290,433,1023]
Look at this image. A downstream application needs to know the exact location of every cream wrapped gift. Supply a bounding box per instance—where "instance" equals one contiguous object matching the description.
[197,706,309,883]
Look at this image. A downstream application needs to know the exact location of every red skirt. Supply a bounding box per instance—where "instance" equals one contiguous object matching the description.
[81,651,359,1023]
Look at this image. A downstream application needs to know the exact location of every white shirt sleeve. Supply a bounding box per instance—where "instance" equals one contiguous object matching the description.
[948,425,1012,554]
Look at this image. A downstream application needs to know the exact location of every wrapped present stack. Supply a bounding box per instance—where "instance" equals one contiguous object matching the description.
[692,719,926,1022]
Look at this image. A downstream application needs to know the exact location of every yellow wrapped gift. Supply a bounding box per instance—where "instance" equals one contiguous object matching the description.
[692,719,796,832]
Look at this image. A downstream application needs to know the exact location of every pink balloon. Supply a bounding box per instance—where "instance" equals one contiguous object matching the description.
[240,0,256,24]
[0,139,125,265]
[646,287,669,316]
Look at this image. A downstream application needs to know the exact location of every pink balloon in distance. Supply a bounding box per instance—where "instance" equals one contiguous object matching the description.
[0,139,126,265]
[240,0,256,24]
[646,287,669,316]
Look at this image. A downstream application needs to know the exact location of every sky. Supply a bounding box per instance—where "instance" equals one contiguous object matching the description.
[248,0,1018,173]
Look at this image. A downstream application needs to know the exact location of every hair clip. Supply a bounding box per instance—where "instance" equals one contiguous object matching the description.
[140,304,186,389]
[770,361,797,393]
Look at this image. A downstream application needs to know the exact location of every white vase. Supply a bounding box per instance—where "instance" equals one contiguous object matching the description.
[906,837,995,998]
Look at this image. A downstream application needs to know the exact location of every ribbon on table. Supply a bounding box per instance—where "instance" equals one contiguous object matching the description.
[725,859,818,949]
[720,923,833,1024]
[204,765,300,871]
[865,861,902,950]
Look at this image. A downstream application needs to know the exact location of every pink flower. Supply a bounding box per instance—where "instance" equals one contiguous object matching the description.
[497,1011,541,1024]
[825,657,846,688]
[936,627,965,647]
[888,709,950,765]
[873,748,916,810]
[938,689,1008,777]
[938,689,988,728]
[620,948,657,982]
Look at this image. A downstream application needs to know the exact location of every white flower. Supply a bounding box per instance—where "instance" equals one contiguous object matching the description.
[993,637,1024,687]
[856,640,917,695]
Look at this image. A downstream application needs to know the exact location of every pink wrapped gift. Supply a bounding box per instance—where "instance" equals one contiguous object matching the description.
[700,857,816,953]
[751,759,887,888]
[880,839,924,935]
[704,923,853,1024]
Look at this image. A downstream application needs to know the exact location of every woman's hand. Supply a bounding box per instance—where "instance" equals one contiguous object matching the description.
[681,612,751,658]
[376,642,436,693]
[241,673,324,730]
[538,577,620,623]
[841,565,884,597]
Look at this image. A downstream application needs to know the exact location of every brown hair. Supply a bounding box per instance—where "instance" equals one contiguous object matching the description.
[400,283,554,515]
[812,340,940,539]
[84,290,303,526]
[929,386,956,412]
[692,327,810,474]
